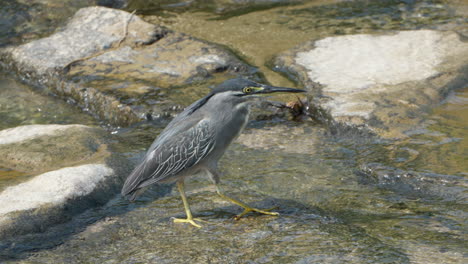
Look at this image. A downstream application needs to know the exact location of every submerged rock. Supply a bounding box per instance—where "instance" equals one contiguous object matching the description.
[238,124,321,155]
[0,6,253,126]
[0,124,131,240]
[275,30,468,138]
[127,0,303,17]
[0,75,98,130]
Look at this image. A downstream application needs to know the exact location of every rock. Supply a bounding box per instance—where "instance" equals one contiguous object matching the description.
[0,165,112,215]
[7,6,160,76]
[9,186,409,263]
[0,164,114,237]
[0,0,105,46]
[0,6,254,126]
[275,30,468,138]
[69,29,251,88]
[0,124,108,173]
[0,124,82,145]
[358,163,467,202]
[0,124,131,240]
[237,125,320,155]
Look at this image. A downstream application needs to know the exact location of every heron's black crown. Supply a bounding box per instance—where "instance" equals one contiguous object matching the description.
[211,78,260,94]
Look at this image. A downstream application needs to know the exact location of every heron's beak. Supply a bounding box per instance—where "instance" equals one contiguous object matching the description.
[258,84,306,94]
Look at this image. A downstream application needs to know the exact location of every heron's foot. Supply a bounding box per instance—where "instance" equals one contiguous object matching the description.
[235,206,279,220]
[172,217,207,228]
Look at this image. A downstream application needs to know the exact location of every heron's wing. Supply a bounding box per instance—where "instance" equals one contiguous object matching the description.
[121,118,216,198]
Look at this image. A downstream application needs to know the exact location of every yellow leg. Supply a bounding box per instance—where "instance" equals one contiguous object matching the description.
[215,186,279,220]
[172,180,206,228]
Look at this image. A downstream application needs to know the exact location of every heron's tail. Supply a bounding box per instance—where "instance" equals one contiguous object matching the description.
[123,187,145,201]
[121,162,148,201]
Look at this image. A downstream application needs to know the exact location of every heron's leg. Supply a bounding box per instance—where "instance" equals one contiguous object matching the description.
[215,185,279,220]
[172,180,206,228]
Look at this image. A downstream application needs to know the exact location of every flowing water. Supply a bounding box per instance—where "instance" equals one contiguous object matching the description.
[0,0,466,263]
[0,74,99,191]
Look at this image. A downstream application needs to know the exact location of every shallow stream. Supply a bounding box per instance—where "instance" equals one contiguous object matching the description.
[0,0,466,263]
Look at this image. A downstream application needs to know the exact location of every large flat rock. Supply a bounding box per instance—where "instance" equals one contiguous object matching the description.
[0,124,131,240]
[1,6,254,126]
[0,164,114,238]
[0,164,113,216]
[275,30,468,138]
[8,6,158,76]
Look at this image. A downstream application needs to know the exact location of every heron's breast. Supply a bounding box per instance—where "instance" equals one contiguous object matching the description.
[215,104,250,147]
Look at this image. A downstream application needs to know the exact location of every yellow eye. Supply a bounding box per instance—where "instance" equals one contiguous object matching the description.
[243,87,252,93]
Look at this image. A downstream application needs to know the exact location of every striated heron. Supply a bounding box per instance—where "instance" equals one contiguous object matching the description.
[122,78,305,227]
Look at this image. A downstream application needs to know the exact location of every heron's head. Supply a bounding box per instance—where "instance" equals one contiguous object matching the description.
[185,78,306,115]
[212,78,305,99]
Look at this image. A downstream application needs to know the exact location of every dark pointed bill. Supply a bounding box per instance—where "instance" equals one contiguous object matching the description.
[259,84,306,94]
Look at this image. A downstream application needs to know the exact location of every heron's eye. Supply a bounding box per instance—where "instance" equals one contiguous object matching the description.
[243,87,253,93]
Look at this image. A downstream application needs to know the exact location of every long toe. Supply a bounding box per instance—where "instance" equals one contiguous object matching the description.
[253,208,280,216]
[172,217,205,228]
[234,207,280,220]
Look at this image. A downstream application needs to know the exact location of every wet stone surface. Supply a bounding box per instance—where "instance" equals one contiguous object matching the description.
[9,189,410,263]
[2,122,465,263]
[0,164,114,239]
[0,124,108,173]
[0,74,98,130]
[275,29,468,138]
[126,0,305,17]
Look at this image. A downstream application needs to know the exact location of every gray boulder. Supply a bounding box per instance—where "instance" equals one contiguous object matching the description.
[275,30,468,138]
[7,6,159,76]
[0,124,130,239]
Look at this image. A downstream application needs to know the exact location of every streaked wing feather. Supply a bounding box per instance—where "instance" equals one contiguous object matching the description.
[121,119,215,197]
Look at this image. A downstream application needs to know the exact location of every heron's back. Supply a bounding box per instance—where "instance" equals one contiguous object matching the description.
[121,92,251,199]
